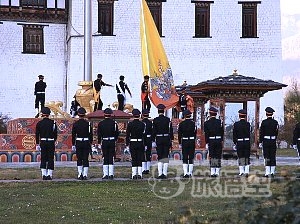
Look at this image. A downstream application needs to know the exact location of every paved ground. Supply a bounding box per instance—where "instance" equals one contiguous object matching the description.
[0,157,298,182]
[0,156,299,168]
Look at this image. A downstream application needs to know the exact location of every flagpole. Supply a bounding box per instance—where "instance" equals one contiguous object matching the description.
[74,0,94,114]
[84,0,92,81]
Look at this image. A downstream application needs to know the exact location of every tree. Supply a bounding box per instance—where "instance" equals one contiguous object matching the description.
[284,79,300,122]
[0,113,10,134]
[279,79,300,146]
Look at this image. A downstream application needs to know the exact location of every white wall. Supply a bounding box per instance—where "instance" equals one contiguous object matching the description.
[0,21,67,118]
[0,0,284,120]
[67,0,284,119]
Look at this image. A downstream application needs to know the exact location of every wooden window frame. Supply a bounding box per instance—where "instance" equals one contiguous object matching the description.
[20,0,46,8]
[239,1,261,38]
[146,0,164,37]
[194,2,213,38]
[22,24,45,54]
[98,0,114,36]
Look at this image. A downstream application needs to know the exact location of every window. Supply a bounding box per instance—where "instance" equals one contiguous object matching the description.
[194,2,213,38]
[23,25,44,54]
[239,1,261,38]
[98,0,114,36]
[20,0,46,8]
[146,1,164,37]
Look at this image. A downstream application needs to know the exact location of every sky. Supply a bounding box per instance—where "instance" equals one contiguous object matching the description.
[281,0,300,86]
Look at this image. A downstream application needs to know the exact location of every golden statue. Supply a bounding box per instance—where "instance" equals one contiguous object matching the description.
[44,101,71,118]
[112,101,134,113]
[75,81,94,113]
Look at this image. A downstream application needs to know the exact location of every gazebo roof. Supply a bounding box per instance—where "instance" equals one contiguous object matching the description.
[190,71,287,94]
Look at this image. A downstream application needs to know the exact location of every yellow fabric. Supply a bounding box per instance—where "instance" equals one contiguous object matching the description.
[140,0,178,109]
[93,86,100,103]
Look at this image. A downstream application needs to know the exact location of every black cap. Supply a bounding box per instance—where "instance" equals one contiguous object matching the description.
[41,107,50,115]
[265,107,275,114]
[238,109,247,115]
[119,75,125,80]
[209,107,218,114]
[183,109,192,117]
[144,75,150,80]
[142,109,150,115]
[104,108,113,115]
[157,104,166,110]
[97,74,102,78]
[77,107,86,116]
[132,109,141,117]
[38,75,44,79]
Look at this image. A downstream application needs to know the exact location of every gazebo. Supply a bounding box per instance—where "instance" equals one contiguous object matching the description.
[183,70,287,157]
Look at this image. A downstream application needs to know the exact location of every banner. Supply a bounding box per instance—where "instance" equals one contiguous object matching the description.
[140,0,178,110]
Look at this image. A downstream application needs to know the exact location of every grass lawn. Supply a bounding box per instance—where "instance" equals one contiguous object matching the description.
[276,148,299,157]
[0,177,290,224]
[0,165,299,223]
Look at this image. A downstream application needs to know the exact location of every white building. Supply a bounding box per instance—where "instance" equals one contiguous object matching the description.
[0,0,284,120]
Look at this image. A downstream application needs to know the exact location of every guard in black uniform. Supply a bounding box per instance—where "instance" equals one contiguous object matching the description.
[126,109,146,179]
[293,122,300,178]
[35,107,57,180]
[293,122,300,160]
[178,109,197,178]
[141,75,151,111]
[152,104,174,179]
[141,109,152,174]
[72,107,93,180]
[97,108,119,179]
[204,107,224,177]
[34,75,47,118]
[233,109,251,177]
[70,95,80,118]
[259,107,279,177]
[93,74,113,111]
[178,88,188,118]
[116,75,132,111]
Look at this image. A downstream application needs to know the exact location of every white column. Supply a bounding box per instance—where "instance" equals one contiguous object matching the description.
[84,0,92,81]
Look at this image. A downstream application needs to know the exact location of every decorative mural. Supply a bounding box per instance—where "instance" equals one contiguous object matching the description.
[0,117,207,163]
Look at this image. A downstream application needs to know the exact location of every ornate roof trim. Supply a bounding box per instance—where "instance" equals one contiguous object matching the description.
[190,73,287,93]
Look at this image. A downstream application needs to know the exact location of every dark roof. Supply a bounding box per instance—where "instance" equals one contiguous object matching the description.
[190,73,287,93]
[86,110,132,120]
[175,85,207,99]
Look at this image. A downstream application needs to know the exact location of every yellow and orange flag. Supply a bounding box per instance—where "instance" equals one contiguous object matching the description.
[140,0,178,110]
